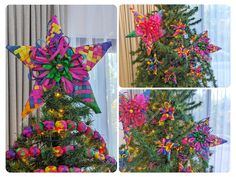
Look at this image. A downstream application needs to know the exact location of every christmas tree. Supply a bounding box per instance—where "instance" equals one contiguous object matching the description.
[6,16,116,172]
[127,5,221,87]
[119,90,227,172]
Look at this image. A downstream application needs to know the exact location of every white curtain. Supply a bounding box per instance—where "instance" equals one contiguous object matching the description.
[191,89,230,172]
[193,5,230,171]
[195,5,230,87]
[66,5,117,158]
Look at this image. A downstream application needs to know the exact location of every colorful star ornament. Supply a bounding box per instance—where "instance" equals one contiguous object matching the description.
[171,20,187,37]
[146,54,163,75]
[175,45,190,58]
[126,7,164,55]
[191,31,221,62]
[156,137,176,161]
[181,117,227,161]
[159,102,175,122]
[119,90,150,131]
[164,67,177,85]
[6,16,112,118]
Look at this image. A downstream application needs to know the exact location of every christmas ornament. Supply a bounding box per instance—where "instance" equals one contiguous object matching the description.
[43,120,55,131]
[58,165,69,172]
[66,120,77,131]
[164,67,177,84]
[182,117,227,161]
[34,169,45,172]
[54,91,62,98]
[146,54,163,75]
[156,138,175,161]
[29,146,41,157]
[94,152,105,161]
[105,155,117,165]
[189,65,203,78]
[69,167,82,172]
[52,146,65,157]
[93,130,101,140]
[85,126,93,136]
[45,166,57,172]
[77,122,87,133]
[191,31,221,61]
[175,45,189,58]
[55,120,67,132]
[22,127,33,138]
[127,7,164,55]
[159,102,175,122]
[119,93,149,131]
[6,16,112,118]
[16,148,29,159]
[6,149,16,160]
[87,148,96,158]
[171,20,187,37]
[47,108,56,116]
[63,145,75,153]
[99,143,107,154]
[32,122,44,134]
[119,149,129,170]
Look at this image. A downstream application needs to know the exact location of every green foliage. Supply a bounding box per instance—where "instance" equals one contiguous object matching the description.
[41,85,92,123]
[131,5,217,87]
[120,90,208,172]
[6,86,116,172]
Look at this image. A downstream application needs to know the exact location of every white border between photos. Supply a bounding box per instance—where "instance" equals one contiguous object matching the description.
[0,0,235,177]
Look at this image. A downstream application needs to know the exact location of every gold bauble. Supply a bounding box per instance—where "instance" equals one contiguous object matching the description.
[57,109,65,117]
[137,166,144,171]
[158,121,164,126]
[54,91,62,98]
[58,109,65,114]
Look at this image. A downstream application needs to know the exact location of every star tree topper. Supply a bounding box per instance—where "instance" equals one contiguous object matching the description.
[7,16,112,118]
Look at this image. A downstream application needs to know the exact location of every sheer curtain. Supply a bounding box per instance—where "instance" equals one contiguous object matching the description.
[193,5,230,171]
[6,5,67,148]
[66,5,117,158]
[191,89,230,172]
[195,5,230,87]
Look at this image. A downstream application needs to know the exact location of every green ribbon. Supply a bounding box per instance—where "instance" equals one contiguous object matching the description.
[43,49,74,82]
[126,31,137,38]
[197,42,207,51]
[193,131,207,143]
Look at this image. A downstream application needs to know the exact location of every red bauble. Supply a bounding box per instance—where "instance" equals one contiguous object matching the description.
[29,146,41,157]
[16,148,29,159]
[77,122,87,133]
[58,165,69,172]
